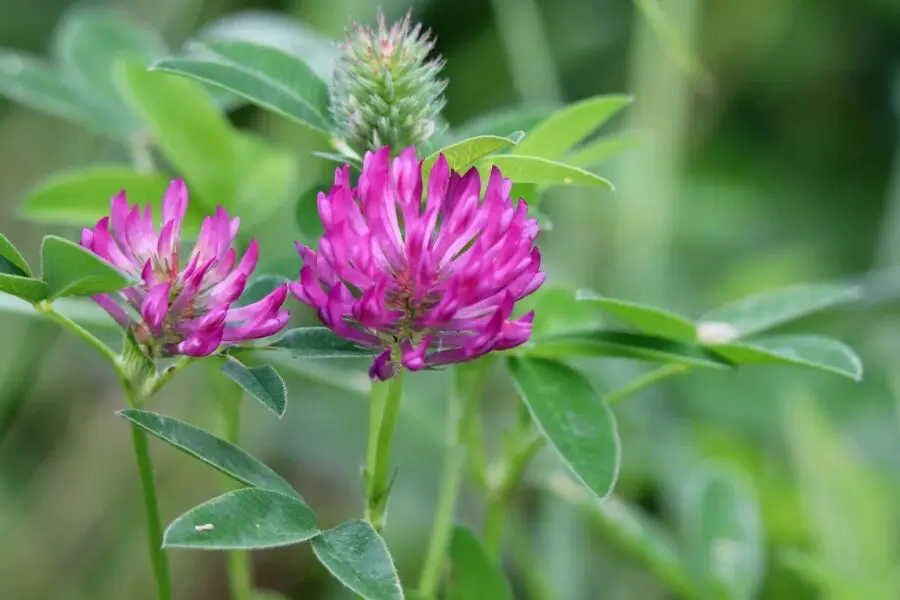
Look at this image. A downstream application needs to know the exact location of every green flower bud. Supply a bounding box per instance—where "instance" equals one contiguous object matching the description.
[330,10,447,155]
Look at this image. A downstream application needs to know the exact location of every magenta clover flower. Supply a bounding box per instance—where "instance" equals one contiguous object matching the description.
[290,147,546,380]
[81,180,289,357]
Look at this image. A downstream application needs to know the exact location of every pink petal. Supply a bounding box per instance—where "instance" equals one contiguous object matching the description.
[141,282,171,334]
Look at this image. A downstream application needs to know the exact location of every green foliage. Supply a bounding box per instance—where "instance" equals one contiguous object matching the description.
[526,329,733,369]
[120,63,236,206]
[783,395,899,599]
[153,40,331,133]
[40,235,131,299]
[447,527,512,600]
[230,133,299,228]
[19,166,197,230]
[698,283,861,339]
[577,289,698,341]
[0,6,165,140]
[295,179,331,241]
[512,94,633,159]
[268,327,377,358]
[507,356,620,501]
[164,488,319,550]
[578,283,863,379]
[118,409,297,497]
[712,335,863,381]
[52,5,164,104]
[220,357,287,418]
[563,131,642,169]
[0,274,49,303]
[0,232,32,277]
[476,155,613,190]
[453,105,557,140]
[680,466,764,600]
[421,133,523,180]
[553,485,694,596]
[311,520,404,600]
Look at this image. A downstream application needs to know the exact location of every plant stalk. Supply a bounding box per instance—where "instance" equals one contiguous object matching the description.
[40,302,174,600]
[483,435,546,557]
[417,364,486,596]
[124,386,173,600]
[365,373,406,533]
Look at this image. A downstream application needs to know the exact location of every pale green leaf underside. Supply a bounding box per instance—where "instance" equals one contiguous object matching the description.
[698,282,860,339]
[713,335,863,381]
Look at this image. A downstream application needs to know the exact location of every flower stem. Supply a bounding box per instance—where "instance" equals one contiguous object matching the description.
[417,362,489,597]
[365,373,405,533]
[603,364,688,406]
[38,301,173,599]
[124,386,173,600]
[149,356,195,396]
[38,302,123,381]
[483,435,546,557]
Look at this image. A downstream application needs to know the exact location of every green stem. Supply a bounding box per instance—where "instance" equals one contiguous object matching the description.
[38,303,123,381]
[365,373,405,533]
[603,364,688,406]
[217,381,254,600]
[483,435,546,557]
[39,302,174,600]
[417,366,484,597]
[148,356,195,396]
[124,386,173,600]
[489,0,562,103]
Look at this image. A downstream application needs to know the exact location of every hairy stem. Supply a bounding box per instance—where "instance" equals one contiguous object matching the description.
[124,386,173,600]
[365,373,406,533]
[38,303,123,381]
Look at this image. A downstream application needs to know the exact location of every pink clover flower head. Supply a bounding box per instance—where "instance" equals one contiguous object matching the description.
[290,146,546,380]
[81,180,290,357]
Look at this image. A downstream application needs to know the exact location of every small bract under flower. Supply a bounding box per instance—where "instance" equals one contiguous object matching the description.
[291,147,546,380]
[81,180,289,357]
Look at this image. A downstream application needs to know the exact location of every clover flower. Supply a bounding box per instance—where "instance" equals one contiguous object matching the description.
[81,180,289,356]
[291,147,545,380]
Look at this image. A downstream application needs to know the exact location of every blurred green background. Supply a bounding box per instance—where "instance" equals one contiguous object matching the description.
[1,0,899,598]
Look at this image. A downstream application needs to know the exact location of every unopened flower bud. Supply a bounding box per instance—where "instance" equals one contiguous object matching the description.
[330,10,447,155]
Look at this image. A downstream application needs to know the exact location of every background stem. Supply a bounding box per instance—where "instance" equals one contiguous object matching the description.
[417,364,485,597]
[483,435,546,557]
[0,320,59,445]
[209,364,254,600]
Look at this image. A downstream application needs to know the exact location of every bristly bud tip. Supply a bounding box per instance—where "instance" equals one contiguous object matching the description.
[330,9,447,155]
